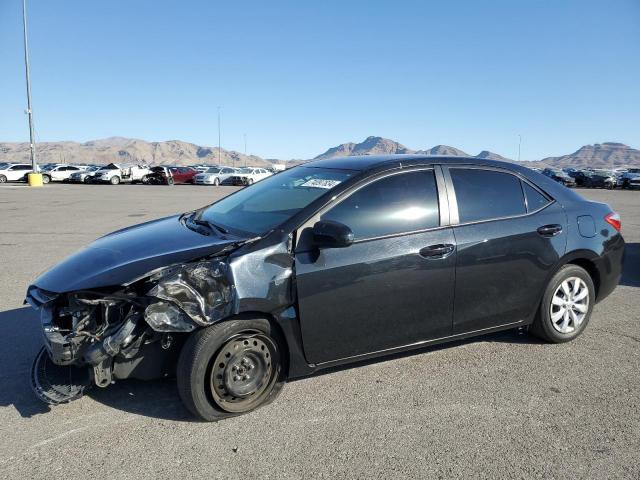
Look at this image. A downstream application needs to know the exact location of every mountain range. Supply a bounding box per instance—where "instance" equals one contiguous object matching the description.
[1,136,638,169]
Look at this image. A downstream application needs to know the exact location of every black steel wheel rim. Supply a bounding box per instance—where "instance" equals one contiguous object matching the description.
[209,333,278,413]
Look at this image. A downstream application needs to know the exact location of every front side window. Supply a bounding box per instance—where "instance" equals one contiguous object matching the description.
[321,170,440,240]
[450,168,526,223]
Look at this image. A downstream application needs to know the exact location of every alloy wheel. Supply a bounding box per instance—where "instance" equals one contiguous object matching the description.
[550,276,589,334]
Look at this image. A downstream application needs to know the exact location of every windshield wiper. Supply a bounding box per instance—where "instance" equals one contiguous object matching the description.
[193,217,229,235]
[182,211,229,236]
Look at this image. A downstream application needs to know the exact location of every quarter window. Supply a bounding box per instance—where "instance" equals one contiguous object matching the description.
[450,168,526,223]
[523,182,551,212]
[321,170,440,240]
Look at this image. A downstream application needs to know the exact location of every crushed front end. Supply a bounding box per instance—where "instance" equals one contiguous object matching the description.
[26,259,236,404]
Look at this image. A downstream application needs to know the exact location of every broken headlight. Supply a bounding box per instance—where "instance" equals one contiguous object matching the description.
[143,259,235,331]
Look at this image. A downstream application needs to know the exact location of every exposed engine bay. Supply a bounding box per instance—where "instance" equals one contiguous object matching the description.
[26,259,237,404]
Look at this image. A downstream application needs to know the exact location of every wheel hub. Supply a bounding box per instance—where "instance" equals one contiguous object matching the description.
[550,276,589,334]
[210,334,276,412]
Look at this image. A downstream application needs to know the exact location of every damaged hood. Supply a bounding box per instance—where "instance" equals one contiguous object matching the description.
[34,214,245,293]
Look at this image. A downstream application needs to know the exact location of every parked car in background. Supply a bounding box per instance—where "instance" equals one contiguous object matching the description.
[69,165,101,183]
[92,163,151,185]
[621,168,640,189]
[146,166,198,185]
[193,166,238,186]
[583,169,618,189]
[229,167,273,186]
[40,165,87,184]
[25,155,625,421]
[542,168,576,187]
[0,163,33,183]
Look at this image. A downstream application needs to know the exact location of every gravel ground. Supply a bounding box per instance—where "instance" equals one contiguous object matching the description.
[0,183,638,479]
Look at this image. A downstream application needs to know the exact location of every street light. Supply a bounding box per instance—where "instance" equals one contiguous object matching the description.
[22,0,41,186]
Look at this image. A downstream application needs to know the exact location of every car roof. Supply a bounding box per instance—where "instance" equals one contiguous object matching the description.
[303,154,524,172]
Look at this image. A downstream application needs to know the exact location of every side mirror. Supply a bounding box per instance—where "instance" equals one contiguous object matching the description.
[312,220,354,248]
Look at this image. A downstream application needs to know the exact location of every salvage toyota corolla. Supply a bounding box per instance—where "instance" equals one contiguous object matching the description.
[26,155,625,421]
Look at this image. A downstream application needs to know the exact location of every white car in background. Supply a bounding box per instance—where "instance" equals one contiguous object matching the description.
[69,165,100,183]
[40,164,86,183]
[0,163,34,183]
[229,167,273,186]
[193,166,239,186]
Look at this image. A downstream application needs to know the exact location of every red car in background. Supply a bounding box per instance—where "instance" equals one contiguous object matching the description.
[146,166,198,185]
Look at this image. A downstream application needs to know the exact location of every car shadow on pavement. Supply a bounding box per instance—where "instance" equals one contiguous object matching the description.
[0,307,52,418]
[620,242,640,288]
[0,306,191,421]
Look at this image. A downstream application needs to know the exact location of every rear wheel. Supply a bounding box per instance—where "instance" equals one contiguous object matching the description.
[177,317,286,421]
[530,265,595,343]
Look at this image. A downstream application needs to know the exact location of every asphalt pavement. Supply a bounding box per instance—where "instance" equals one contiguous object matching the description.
[0,183,638,479]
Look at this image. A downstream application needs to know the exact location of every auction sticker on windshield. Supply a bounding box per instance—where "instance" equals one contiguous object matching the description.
[300,178,342,189]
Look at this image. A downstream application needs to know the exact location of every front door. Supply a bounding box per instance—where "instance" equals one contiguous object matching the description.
[295,168,456,365]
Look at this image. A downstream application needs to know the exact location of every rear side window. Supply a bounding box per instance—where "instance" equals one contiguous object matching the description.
[450,168,526,223]
[523,182,551,212]
[321,170,440,240]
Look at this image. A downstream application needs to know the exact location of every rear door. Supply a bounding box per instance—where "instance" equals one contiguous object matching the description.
[444,166,566,334]
[295,167,457,364]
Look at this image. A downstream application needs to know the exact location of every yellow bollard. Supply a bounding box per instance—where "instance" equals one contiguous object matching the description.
[27,173,43,187]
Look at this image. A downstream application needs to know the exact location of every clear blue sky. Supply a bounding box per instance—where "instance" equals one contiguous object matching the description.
[1,0,639,160]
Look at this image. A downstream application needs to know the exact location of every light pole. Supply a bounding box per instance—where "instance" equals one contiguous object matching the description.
[22,0,39,183]
[217,106,221,165]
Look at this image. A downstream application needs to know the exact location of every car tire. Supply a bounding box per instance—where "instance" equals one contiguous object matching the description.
[0,175,6,183]
[214,177,220,186]
[42,175,50,184]
[248,178,254,185]
[110,176,120,185]
[84,177,92,184]
[177,317,287,422]
[141,175,149,185]
[530,264,595,343]
[167,177,174,186]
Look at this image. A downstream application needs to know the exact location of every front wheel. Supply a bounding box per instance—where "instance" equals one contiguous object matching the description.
[177,317,286,421]
[0,175,6,183]
[530,265,595,343]
[110,176,120,185]
[213,177,220,186]
[42,175,51,184]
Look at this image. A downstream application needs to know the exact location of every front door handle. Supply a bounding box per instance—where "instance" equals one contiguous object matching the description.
[537,224,563,237]
[419,243,455,259]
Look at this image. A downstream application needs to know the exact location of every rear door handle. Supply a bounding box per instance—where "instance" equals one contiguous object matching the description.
[537,224,563,237]
[419,243,455,259]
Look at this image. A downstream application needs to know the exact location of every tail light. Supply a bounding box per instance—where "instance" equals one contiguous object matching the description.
[604,212,621,232]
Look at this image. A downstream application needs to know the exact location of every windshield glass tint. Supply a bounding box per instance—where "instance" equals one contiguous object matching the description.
[200,166,355,235]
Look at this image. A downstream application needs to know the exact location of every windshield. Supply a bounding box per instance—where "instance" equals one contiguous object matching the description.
[205,167,221,173]
[199,166,356,235]
[628,168,640,174]
[42,165,57,171]
[237,168,253,174]
[0,163,8,170]
[593,170,612,176]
